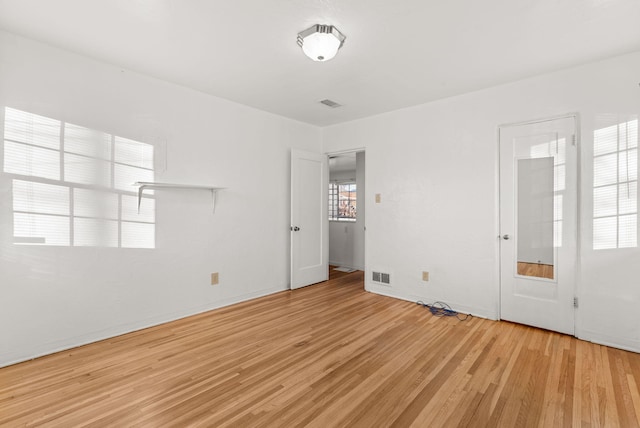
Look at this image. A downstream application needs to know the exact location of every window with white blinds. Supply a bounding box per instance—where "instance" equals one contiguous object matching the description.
[593,116,638,250]
[3,107,155,248]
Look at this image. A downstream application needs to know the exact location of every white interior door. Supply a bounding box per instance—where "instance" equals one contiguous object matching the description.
[291,149,328,289]
[499,115,578,335]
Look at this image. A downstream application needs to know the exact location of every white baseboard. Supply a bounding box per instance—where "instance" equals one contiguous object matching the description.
[364,284,498,320]
[0,285,288,368]
[329,261,363,271]
[364,285,639,354]
[577,330,640,354]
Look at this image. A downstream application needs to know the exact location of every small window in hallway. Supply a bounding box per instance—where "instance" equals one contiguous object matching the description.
[329,182,356,221]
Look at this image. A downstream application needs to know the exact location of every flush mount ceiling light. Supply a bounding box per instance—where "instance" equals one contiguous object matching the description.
[297,24,346,62]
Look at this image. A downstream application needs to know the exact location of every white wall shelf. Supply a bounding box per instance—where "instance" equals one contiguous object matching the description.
[133,182,225,213]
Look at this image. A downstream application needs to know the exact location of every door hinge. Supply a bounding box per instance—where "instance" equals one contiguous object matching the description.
[571,134,576,146]
[573,297,579,308]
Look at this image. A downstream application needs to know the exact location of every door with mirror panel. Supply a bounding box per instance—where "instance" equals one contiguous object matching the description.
[499,115,577,335]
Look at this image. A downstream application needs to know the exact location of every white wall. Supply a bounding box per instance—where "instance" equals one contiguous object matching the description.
[329,221,356,268]
[1,31,638,364]
[0,31,321,367]
[323,51,640,352]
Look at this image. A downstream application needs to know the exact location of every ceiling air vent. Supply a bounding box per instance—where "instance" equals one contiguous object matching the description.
[319,99,342,108]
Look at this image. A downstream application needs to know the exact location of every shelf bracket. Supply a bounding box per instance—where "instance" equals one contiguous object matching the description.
[133,182,224,214]
[137,183,148,213]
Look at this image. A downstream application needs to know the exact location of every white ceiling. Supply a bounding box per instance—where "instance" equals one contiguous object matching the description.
[1,0,639,126]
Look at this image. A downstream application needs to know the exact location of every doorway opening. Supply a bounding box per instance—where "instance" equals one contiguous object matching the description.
[328,150,365,285]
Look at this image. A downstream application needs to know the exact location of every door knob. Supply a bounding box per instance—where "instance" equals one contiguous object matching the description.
[502,234,510,240]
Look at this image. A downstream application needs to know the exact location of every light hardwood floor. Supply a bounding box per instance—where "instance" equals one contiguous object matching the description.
[1,269,640,427]
[517,262,554,279]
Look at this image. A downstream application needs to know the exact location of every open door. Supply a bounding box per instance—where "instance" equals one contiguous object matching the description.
[291,149,328,289]
[499,115,578,335]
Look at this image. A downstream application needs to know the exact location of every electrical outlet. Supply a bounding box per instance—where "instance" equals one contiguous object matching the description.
[422,271,429,281]
[375,193,381,203]
[211,272,219,285]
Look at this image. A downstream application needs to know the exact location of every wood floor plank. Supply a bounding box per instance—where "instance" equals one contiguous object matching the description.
[1,268,640,427]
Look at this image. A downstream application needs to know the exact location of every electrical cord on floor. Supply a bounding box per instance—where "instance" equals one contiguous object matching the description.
[416,300,472,321]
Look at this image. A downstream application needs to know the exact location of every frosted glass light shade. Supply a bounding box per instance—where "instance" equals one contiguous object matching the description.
[301,32,340,61]
[297,24,346,62]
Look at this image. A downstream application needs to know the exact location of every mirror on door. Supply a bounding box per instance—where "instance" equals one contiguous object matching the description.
[514,133,566,281]
[516,157,555,279]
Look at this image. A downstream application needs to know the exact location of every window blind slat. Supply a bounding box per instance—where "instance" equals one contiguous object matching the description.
[3,107,157,248]
[593,116,638,250]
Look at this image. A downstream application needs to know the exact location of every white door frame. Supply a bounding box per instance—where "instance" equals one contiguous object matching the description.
[497,113,581,333]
